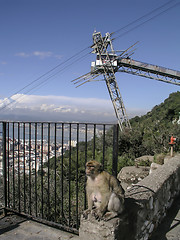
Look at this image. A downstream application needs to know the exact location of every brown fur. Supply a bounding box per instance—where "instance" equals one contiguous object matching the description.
[83,160,125,221]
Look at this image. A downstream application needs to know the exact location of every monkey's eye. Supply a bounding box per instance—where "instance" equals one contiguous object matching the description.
[88,166,94,169]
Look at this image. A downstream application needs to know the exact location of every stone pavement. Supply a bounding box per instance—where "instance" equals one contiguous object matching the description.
[0,213,79,240]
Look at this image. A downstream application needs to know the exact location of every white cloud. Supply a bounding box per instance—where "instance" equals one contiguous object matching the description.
[0,97,10,108]
[40,103,55,112]
[10,94,113,110]
[15,51,62,60]
[32,51,53,59]
[0,94,146,122]
[15,52,30,57]
[55,54,63,59]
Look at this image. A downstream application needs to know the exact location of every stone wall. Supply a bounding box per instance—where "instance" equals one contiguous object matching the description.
[125,154,180,240]
[79,155,180,240]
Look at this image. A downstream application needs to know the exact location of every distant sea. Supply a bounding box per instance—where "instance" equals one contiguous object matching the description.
[0,122,107,143]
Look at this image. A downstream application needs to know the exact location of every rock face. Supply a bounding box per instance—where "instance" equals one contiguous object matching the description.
[117,166,150,190]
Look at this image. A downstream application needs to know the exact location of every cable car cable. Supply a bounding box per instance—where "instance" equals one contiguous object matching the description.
[0,51,91,112]
[2,0,177,106]
[111,0,177,37]
[1,0,179,112]
[113,1,180,41]
[0,47,91,112]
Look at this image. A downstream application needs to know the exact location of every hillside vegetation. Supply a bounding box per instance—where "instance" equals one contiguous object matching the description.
[121,91,180,159]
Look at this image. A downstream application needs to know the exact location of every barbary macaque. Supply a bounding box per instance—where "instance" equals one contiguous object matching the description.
[83,160,125,221]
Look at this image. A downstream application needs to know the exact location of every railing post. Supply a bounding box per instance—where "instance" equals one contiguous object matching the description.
[2,122,7,215]
[112,124,119,176]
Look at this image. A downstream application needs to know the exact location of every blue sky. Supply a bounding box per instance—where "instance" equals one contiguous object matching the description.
[0,0,180,122]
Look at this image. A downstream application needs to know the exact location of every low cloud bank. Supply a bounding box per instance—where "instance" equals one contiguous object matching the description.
[0,94,146,122]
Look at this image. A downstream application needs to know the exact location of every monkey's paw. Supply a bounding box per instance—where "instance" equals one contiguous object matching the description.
[102,212,119,221]
[91,209,103,221]
[82,209,91,219]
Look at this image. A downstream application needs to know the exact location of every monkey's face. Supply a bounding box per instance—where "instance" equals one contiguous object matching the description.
[86,160,101,177]
[86,164,96,176]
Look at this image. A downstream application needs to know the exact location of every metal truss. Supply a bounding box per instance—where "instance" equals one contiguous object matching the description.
[92,31,131,131]
[118,66,180,86]
[118,58,180,86]
[72,31,180,131]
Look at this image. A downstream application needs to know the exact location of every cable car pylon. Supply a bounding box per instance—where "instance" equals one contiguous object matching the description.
[72,31,180,131]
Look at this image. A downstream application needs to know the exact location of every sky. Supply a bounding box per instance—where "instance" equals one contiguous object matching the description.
[0,0,180,123]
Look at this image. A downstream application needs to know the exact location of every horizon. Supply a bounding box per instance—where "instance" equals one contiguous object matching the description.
[0,91,179,123]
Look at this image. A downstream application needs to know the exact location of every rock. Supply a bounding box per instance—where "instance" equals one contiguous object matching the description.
[149,162,162,174]
[164,155,173,164]
[79,213,129,240]
[135,155,154,167]
[117,166,150,190]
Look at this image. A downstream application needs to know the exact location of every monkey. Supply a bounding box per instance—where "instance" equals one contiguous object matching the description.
[83,160,125,221]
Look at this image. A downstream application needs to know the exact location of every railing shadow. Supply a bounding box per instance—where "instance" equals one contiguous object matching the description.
[0,213,27,235]
[149,195,180,240]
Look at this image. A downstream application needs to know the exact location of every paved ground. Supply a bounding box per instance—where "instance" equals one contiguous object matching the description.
[0,213,79,240]
[0,196,180,239]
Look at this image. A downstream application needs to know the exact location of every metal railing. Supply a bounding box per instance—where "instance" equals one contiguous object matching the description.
[0,121,119,234]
